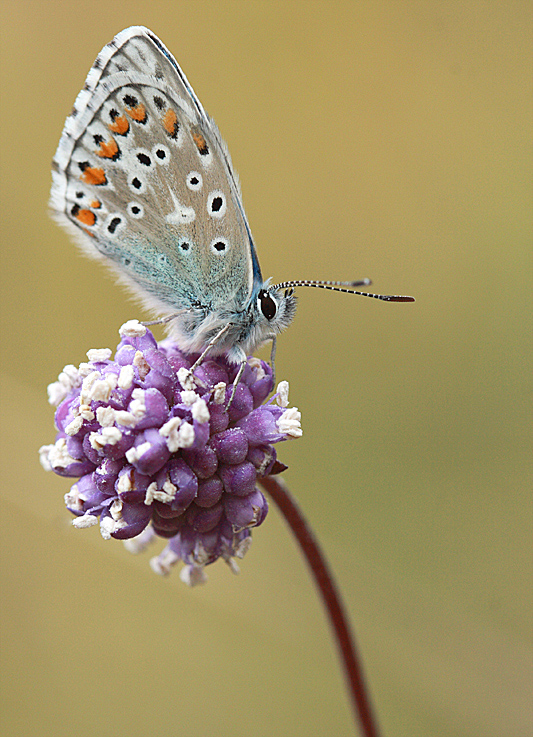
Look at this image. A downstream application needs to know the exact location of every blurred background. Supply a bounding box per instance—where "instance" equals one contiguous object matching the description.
[1,2,531,736]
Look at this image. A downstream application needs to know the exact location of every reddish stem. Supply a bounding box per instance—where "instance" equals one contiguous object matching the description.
[259,475,381,737]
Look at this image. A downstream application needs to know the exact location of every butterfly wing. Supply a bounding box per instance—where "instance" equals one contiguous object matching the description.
[51,26,262,324]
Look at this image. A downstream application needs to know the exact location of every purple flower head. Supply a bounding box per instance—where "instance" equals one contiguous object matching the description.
[40,320,302,585]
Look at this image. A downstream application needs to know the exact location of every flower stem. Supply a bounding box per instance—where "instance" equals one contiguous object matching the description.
[259,475,381,737]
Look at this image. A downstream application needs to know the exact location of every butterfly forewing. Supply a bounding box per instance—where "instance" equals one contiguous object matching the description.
[51,27,258,315]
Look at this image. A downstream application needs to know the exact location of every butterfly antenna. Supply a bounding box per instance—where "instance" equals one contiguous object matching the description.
[273,279,415,302]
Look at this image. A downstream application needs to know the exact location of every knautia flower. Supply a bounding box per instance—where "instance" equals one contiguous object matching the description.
[40,320,302,585]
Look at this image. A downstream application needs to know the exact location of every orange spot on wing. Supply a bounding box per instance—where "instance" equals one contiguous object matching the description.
[75,209,96,226]
[82,227,96,238]
[108,115,129,135]
[191,128,209,155]
[90,200,101,209]
[80,166,107,186]
[162,109,179,138]
[95,137,119,159]
[126,103,147,122]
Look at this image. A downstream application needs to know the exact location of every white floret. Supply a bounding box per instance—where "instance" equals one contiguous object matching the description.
[88,374,118,402]
[129,388,147,420]
[125,441,152,464]
[192,397,210,423]
[72,514,99,529]
[79,404,95,421]
[276,407,302,438]
[86,348,112,363]
[47,438,77,468]
[248,357,266,381]
[64,484,84,512]
[96,406,116,427]
[150,549,180,576]
[65,416,84,436]
[133,351,150,379]
[234,536,253,559]
[118,364,134,389]
[119,319,147,337]
[89,427,122,449]
[144,480,177,505]
[213,382,226,404]
[47,364,81,406]
[177,421,195,448]
[100,505,127,539]
[159,416,182,452]
[116,471,133,493]
[177,367,195,391]
[114,410,137,428]
[38,444,54,472]
[276,380,290,408]
[180,390,197,406]
[77,362,96,378]
[179,565,208,586]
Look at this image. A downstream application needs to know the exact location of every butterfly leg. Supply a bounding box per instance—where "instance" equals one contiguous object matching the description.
[227,337,276,409]
[141,313,182,326]
[190,324,232,373]
[160,321,244,409]
[227,350,247,409]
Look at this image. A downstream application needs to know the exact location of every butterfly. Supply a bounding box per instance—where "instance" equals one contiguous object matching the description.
[51,26,414,383]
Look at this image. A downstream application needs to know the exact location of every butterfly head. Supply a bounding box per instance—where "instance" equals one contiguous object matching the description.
[257,283,297,330]
[236,282,296,359]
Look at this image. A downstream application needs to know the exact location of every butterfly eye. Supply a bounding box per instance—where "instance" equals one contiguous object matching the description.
[259,290,277,321]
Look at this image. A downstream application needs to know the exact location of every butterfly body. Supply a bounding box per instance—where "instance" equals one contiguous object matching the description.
[51,26,296,364]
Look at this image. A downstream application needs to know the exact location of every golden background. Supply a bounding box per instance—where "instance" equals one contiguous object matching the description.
[1,2,531,735]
